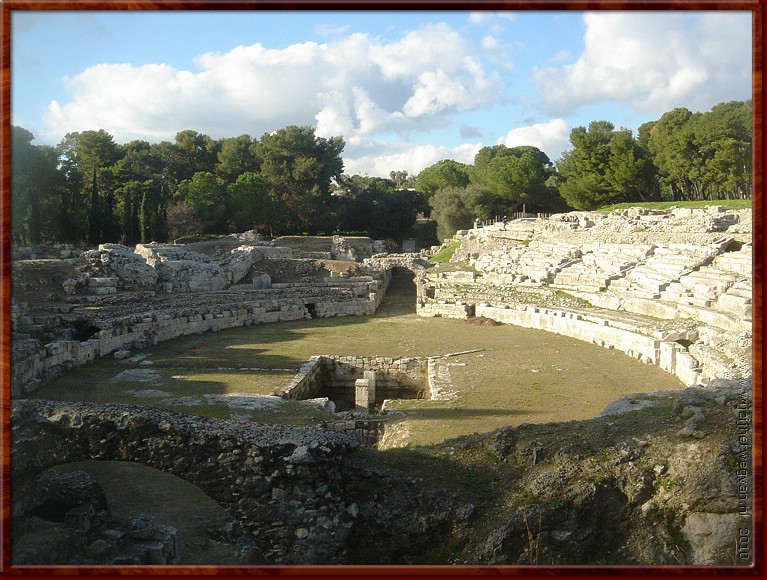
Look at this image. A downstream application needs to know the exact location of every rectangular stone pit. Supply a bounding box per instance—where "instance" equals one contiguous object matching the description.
[279,355,427,412]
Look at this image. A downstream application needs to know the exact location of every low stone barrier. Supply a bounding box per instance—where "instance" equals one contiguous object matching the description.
[474,304,703,385]
[320,419,384,446]
[280,358,325,400]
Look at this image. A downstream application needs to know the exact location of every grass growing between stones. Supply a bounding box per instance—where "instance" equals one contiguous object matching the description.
[429,241,461,263]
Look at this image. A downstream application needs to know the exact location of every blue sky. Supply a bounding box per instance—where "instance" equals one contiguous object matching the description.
[11,9,753,177]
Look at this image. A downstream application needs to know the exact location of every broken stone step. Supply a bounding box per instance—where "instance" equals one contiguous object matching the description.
[88,277,118,287]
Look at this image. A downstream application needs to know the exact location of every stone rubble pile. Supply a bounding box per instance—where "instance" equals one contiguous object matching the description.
[134,243,229,293]
[10,399,362,565]
[79,244,159,290]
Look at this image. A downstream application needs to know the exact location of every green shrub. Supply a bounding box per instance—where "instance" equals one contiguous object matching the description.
[172,234,225,244]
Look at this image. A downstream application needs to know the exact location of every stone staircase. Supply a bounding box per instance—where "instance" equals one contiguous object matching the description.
[655,244,752,314]
[715,281,752,319]
[472,241,582,285]
[607,245,719,296]
[552,243,653,292]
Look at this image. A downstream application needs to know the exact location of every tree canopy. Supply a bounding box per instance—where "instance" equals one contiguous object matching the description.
[11,124,427,246]
[414,159,470,198]
[556,121,659,210]
[421,144,567,239]
[640,101,752,202]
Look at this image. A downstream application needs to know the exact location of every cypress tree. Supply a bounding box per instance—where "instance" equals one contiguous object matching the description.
[121,192,133,245]
[139,191,150,243]
[87,167,101,245]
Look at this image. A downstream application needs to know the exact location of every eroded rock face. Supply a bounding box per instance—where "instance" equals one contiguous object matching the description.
[683,512,739,564]
[223,245,263,285]
[96,244,159,288]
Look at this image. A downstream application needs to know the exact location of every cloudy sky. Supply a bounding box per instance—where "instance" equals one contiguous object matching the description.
[11,9,752,177]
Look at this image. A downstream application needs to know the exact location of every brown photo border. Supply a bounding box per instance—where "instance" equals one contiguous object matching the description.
[0,0,762,577]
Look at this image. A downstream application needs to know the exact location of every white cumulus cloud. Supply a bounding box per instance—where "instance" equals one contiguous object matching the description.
[500,118,571,162]
[42,22,503,149]
[344,142,482,177]
[533,11,751,117]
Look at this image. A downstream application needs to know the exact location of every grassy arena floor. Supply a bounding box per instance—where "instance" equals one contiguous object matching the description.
[29,290,683,446]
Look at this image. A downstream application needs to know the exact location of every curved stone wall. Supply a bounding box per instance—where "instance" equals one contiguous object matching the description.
[10,282,385,397]
[11,211,752,398]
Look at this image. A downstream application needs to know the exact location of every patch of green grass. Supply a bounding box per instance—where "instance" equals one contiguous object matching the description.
[597,199,751,212]
[172,234,226,244]
[429,241,461,263]
[553,289,594,308]
[427,260,478,274]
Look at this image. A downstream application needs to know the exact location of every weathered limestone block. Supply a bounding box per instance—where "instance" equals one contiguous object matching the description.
[135,244,227,293]
[252,272,272,290]
[417,301,472,319]
[622,298,682,320]
[257,246,293,260]
[88,279,118,296]
[62,273,89,295]
[355,379,372,412]
[682,512,738,565]
[224,245,264,285]
[97,244,158,287]
[332,235,378,261]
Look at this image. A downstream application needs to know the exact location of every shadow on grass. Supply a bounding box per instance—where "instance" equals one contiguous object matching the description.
[149,315,374,367]
[352,442,511,509]
[372,294,417,318]
[387,406,543,421]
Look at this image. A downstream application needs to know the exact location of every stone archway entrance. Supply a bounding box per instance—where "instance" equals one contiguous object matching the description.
[381,267,417,315]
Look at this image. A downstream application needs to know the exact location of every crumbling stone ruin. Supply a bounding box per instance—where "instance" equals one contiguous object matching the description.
[10,385,751,566]
[9,233,417,397]
[8,208,753,566]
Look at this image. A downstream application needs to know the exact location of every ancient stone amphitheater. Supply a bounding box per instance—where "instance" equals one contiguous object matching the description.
[418,206,752,388]
[9,206,754,567]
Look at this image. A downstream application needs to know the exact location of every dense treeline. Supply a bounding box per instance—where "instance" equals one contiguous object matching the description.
[11,100,750,247]
[417,146,569,241]
[558,100,752,209]
[419,100,751,239]
[11,124,427,247]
